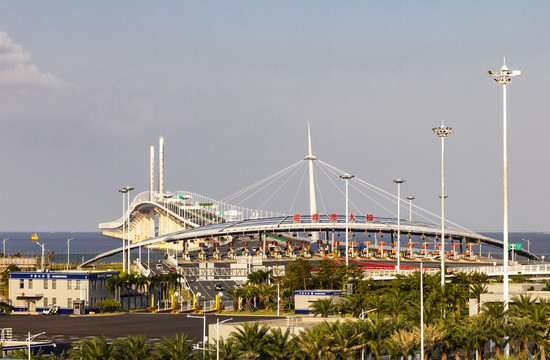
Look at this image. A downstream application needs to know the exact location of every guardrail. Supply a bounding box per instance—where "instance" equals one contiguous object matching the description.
[451,264,550,276]
[0,257,39,266]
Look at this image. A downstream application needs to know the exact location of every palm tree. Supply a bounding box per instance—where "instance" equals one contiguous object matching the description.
[470,283,488,315]
[230,322,276,360]
[363,317,394,360]
[481,302,509,356]
[255,283,274,309]
[421,323,444,360]
[292,325,332,360]
[112,335,152,360]
[268,327,295,359]
[309,298,336,318]
[154,333,195,360]
[387,328,419,360]
[329,320,364,359]
[341,293,365,318]
[206,337,239,360]
[242,284,259,312]
[510,293,535,317]
[385,288,410,321]
[69,335,114,360]
[508,316,538,357]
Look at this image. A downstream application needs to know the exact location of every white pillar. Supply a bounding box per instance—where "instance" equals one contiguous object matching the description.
[150,145,155,201]
[159,137,165,196]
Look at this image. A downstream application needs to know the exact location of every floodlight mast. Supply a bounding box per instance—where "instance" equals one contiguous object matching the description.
[433,123,452,288]
[488,59,521,356]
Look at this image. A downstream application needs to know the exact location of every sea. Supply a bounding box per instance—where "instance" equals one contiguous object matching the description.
[1,231,549,265]
[0,232,165,265]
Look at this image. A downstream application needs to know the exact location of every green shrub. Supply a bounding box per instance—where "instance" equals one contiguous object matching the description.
[95,299,121,313]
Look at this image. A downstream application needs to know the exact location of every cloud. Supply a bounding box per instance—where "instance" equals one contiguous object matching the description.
[0,31,68,88]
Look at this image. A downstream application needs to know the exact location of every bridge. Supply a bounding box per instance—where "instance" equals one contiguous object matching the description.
[91,127,539,268]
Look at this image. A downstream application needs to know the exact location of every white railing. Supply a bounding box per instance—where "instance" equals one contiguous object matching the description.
[99,190,288,230]
[451,264,550,276]
[363,268,438,279]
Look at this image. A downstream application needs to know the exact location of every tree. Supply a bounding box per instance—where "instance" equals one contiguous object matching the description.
[309,298,337,318]
[70,335,114,360]
[230,322,276,360]
[154,333,195,360]
[268,327,295,360]
[286,258,312,290]
[112,335,152,360]
[387,328,419,360]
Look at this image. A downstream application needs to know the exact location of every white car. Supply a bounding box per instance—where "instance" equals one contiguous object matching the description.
[43,304,59,315]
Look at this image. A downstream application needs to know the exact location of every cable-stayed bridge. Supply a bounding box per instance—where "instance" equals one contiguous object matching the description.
[91,129,538,268]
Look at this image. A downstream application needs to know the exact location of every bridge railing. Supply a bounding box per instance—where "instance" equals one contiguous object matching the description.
[450,263,550,276]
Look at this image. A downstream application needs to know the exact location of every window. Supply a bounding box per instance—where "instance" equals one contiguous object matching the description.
[19,279,24,289]
[28,279,33,289]
[76,280,81,290]
[68,298,72,308]
[44,279,48,289]
[52,280,56,289]
[43,297,48,307]
[67,280,72,290]
[52,297,57,305]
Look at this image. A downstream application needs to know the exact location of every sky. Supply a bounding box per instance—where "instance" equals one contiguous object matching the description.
[1,1,549,232]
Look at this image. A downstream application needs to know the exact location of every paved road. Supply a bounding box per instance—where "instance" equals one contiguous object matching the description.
[1,313,278,345]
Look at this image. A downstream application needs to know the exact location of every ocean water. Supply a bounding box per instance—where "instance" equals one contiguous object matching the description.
[0,231,165,264]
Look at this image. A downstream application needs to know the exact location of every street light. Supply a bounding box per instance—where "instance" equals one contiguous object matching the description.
[26,331,45,360]
[216,317,233,360]
[3,237,9,256]
[67,238,74,270]
[420,260,424,360]
[187,314,206,358]
[489,61,520,347]
[393,179,405,272]
[340,174,354,266]
[360,308,377,360]
[164,194,173,262]
[521,238,531,254]
[119,188,128,272]
[35,242,45,271]
[125,186,134,274]
[433,122,452,287]
[406,196,415,221]
[359,308,377,320]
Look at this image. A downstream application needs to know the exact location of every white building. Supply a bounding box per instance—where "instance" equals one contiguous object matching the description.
[8,270,119,314]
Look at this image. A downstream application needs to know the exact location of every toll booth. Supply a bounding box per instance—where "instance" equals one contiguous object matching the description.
[213,250,222,260]
[274,249,282,259]
[73,299,86,315]
[228,249,236,260]
[183,251,191,261]
[243,249,250,257]
[318,247,326,257]
[198,251,207,261]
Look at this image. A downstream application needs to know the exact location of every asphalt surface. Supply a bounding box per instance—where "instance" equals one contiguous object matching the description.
[1,313,278,345]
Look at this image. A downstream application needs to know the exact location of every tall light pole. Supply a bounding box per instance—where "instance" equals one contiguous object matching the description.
[3,237,8,256]
[406,196,415,221]
[433,123,452,287]
[393,179,405,272]
[35,242,45,271]
[119,188,128,272]
[521,238,531,254]
[26,331,45,360]
[125,186,134,274]
[420,260,424,360]
[216,317,233,360]
[66,238,74,270]
[489,60,520,356]
[164,194,173,261]
[187,314,206,358]
[340,174,354,266]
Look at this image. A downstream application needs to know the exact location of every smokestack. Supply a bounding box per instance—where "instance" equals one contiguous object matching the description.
[159,137,164,196]
[150,145,155,201]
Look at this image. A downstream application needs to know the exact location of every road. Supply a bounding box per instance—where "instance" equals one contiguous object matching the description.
[1,313,278,345]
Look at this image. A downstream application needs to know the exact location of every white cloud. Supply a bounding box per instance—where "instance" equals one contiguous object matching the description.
[0,31,67,87]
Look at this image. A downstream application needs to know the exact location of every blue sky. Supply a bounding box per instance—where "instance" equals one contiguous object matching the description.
[1,1,549,232]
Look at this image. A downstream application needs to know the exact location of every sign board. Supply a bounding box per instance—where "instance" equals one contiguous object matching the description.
[508,243,522,250]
